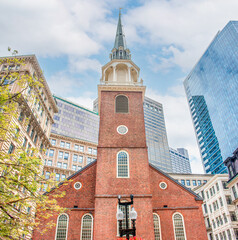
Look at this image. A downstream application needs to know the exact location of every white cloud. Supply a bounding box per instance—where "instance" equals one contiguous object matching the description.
[0,0,116,57]
[66,93,95,110]
[68,57,102,73]
[146,86,204,173]
[125,0,238,71]
[47,71,81,96]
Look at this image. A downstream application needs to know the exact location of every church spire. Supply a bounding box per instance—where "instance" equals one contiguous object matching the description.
[110,9,131,60]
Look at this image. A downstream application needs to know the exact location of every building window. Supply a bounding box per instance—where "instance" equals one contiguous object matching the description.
[73,154,78,162]
[117,151,129,178]
[87,157,92,164]
[117,203,131,234]
[227,229,232,240]
[22,137,27,148]
[222,181,228,189]
[93,149,97,155]
[49,149,54,157]
[56,173,60,181]
[8,143,15,154]
[226,195,232,205]
[232,186,238,199]
[219,197,223,207]
[72,165,76,171]
[51,139,56,146]
[61,174,66,180]
[55,214,68,240]
[116,95,128,113]
[186,180,190,186]
[78,156,83,163]
[65,142,70,149]
[45,117,49,126]
[153,213,161,240]
[81,214,93,240]
[64,152,69,160]
[63,163,68,169]
[173,213,186,240]
[47,160,52,166]
[60,141,65,148]
[58,151,63,159]
[45,171,50,180]
[216,182,219,191]
[181,179,185,185]
[74,144,79,151]
[230,212,237,221]
[57,162,62,168]
[192,180,197,186]
[80,146,84,152]
[88,147,92,154]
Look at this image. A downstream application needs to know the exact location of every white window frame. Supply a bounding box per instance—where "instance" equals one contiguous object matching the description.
[172,212,187,240]
[153,213,162,240]
[80,213,93,240]
[55,213,69,240]
[117,151,130,178]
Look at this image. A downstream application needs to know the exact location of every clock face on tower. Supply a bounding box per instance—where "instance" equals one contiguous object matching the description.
[117,125,128,135]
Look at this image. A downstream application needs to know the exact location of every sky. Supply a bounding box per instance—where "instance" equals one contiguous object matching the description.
[1,0,238,173]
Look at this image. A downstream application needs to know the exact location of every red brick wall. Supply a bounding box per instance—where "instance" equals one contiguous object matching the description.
[94,90,155,239]
[32,163,96,240]
[150,166,207,240]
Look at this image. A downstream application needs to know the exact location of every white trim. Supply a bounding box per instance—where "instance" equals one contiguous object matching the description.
[153,213,162,240]
[74,182,82,190]
[159,182,167,190]
[80,213,93,240]
[55,213,69,240]
[172,212,187,240]
[117,125,128,135]
[116,150,130,178]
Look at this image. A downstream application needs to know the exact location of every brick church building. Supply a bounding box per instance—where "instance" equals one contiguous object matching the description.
[33,13,207,240]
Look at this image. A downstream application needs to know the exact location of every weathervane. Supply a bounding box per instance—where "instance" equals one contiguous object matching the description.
[119,7,123,16]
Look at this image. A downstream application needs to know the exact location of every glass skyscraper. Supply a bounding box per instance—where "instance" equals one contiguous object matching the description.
[143,97,172,172]
[51,95,99,143]
[169,148,192,174]
[184,21,238,174]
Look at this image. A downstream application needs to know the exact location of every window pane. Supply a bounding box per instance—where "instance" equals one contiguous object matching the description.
[56,214,68,240]
[81,215,93,240]
[153,214,161,240]
[117,152,129,177]
[173,213,186,240]
[116,95,128,113]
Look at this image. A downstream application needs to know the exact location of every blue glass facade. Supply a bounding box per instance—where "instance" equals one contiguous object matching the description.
[184,21,238,174]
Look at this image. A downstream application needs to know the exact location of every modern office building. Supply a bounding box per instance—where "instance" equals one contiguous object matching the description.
[184,21,238,174]
[194,174,238,240]
[94,96,172,172]
[169,147,192,174]
[51,95,99,144]
[143,96,172,172]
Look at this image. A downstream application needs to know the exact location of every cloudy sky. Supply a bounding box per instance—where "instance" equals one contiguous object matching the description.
[1,0,238,173]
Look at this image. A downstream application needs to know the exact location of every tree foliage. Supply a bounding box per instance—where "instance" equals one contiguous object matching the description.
[0,49,66,240]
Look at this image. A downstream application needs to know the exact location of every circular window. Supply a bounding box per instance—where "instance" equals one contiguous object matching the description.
[74,182,82,190]
[117,125,128,135]
[159,182,167,189]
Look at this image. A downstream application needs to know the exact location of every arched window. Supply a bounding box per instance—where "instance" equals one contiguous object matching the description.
[55,214,68,240]
[117,151,129,178]
[116,95,128,113]
[153,213,161,240]
[81,214,93,240]
[173,213,186,240]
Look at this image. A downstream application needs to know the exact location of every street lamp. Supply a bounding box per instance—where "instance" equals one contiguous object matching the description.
[116,195,137,239]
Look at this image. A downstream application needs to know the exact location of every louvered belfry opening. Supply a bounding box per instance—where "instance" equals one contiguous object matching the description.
[116,95,128,113]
